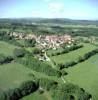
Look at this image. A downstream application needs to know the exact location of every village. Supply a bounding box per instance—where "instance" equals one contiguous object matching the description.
[8,32,76,62]
[8,32,97,62]
[9,32,74,49]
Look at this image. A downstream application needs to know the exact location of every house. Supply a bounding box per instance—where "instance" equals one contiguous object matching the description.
[37,34,73,49]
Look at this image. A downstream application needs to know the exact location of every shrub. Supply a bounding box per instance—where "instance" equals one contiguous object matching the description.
[0,54,13,64]
[39,78,58,91]
[13,48,26,57]
[24,39,36,47]
[52,83,91,100]
[0,80,39,100]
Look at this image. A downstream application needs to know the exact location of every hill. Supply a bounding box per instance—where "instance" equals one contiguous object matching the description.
[0,18,98,25]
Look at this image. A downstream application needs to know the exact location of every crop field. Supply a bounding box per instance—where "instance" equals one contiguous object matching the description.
[51,43,97,64]
[64,54,98,100]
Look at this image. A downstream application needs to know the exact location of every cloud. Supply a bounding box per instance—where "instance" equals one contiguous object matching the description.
[49,2,64,12]
[42,0,65,18]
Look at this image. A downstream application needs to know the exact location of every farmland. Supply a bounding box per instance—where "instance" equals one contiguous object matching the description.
[0,62,33,90]
[50,43,97,64]
[21,91,48,100]
[0,18,98,100]
[0,41,18,56]
[65,54,98,100]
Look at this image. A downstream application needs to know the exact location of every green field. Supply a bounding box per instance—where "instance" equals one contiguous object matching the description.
[51,43,97,64]
[0,62,33,90]
[65,54,98,100]
[21,91,48,100]
[0,37,98,100]
[47,47,64,56]
[0,61,62,90]
[0,41,18,56]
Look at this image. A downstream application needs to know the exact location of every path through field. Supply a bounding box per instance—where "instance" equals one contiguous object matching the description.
[61,76,66,83]
[46,52,67,84]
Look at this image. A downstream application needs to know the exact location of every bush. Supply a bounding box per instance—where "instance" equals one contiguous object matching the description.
[52,83,91,100]
[32,48,42,54]
[39,78,58,91]
[24,39,36,47]
[0,54,13,64]
[13,48,26,57]
[59,49,98,70]
[19,81,38,96]
[0,80,39,100]
[16,55,62,77]
[49,44,83,57]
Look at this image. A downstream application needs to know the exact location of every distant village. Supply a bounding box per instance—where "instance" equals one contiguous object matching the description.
[9,32,74,49]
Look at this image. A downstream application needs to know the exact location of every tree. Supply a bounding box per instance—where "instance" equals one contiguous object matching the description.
[13,48,26,57]
[52,83,91,100]
[24,39,36,47]
[32,48,42,54]
[19,81,39,96]
[0,54,13,64]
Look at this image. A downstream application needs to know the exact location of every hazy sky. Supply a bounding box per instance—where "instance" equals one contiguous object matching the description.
[0,0,98,20]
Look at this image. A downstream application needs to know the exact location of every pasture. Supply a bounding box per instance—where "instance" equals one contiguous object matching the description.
[0,61,62,91]
[0,41,18,56]
[50,43,97,64]
[65,54,98,100]
[0,62,33,90]
[21,91,48,100]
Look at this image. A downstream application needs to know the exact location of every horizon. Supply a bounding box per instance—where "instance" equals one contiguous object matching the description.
[0,0,98,20]
[0,17,98,21]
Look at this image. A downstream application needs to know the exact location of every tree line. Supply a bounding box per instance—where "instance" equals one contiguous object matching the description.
[58,48,98,70]
[48,44,83,57]
[16,54,62,77]
[0,80,38,100]
[0,77,91,100]
[0,31,23,47]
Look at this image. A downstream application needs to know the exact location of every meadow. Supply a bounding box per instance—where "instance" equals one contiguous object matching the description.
[64,54,98,100]
[0,62,33,90]
[50,43,97,64]
[0,19,98,100]
[0,41,18,56]
[21,91,48,100]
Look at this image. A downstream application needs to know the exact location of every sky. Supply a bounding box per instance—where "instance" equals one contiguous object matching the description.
[0,0,98,20]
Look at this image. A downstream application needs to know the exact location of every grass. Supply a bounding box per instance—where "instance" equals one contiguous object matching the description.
[32,70,63,84]
[51,43,97,64]
[0,61,62,91]
[65,54,98,100]
[0,62,33,90]
[0,40,98,100]
[47,48,64,56]
[0,41,18,56]
[21,91,48,100]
